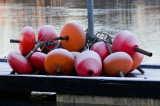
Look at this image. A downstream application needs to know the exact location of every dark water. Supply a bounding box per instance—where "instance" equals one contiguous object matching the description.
[0,0,160,64]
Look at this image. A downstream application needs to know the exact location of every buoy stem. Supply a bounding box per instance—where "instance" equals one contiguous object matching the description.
[54,42,61,49]
[106,42,113,54]
[137,66,145,74]
[118,71,124,77]
[10,39,39,44]
[57,67,61,75]
[25,42,44,59]
[133,47,152,57]
[10,39,19,43]
[10,70,16,74]
[54,36,69,40]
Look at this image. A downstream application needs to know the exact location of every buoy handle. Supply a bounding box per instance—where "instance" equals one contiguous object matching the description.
[133,47,152,57]
[118,71,124,77]
[10,39,19,43]
[106,42,113,54]
[137,66,145,74]
[54,36,69,40]
[10,70,16,74]
[25,42,44,59]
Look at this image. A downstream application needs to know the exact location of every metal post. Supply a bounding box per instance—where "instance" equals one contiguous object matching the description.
[87,0,94,42]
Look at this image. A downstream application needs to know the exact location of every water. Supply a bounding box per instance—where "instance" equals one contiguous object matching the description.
[0,0,160,64]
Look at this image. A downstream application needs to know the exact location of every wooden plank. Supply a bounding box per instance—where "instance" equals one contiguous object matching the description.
[57,94,160,105]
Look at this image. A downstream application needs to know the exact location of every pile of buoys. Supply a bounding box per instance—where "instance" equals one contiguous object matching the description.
[7,22,152,77]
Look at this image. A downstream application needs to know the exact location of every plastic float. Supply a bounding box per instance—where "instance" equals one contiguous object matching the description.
[18,26,36,56]
[38,25,58,53]
[7,52,33,74]
[60,22,86,51]
[44,48,75,75]
[90,41,110,61]
[75,50,102,77]
[112,30,152,57]
[103,52,133,77]
[29,52,46,73]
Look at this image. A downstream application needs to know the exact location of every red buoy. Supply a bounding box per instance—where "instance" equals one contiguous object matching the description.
[90,41,110,61]
[19,26,36,56]
[103,52,133,77]
[38,25,58,53]
[7,52,33,74]
[44,48,75,75]
[75,50,102,77]
[30,52,46,73]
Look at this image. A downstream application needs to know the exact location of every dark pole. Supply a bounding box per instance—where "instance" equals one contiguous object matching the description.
[87,0,94,43]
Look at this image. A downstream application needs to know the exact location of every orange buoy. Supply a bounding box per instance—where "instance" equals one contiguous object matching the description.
[19,26,36,56]
[71,51,80,59]
[7,52,33,74]
[60,22,86,51]
[90,41,110,61]
[75,50,102,77]
[103,52,133,77]
[44,48,75,75]
[129,52,144,72]
[30,52,46,73]
[38,25,58,53]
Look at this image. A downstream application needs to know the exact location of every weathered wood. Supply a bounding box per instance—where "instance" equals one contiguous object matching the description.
[57,94,160,105]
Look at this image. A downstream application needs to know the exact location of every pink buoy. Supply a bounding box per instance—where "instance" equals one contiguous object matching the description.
[30,52,46,73]
[112,30,139,56]
[75,50,102,77]
[90,41,110,61]
[103,52,133,77]
[7,52,34,74]
[112,30,152,57]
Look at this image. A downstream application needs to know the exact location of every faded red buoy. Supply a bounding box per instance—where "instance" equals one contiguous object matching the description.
[30,52,46,73]
[130,52,144,72]
[19,26,36,56]
[112,30,139,56]
[103,52,133,77]
[38,25,58,53]
[7,52,33,74]
[112,30,152,57]
[75,50,102,77]
[60,22,86,51]
[90,41,110,61]
[44,48,75,75]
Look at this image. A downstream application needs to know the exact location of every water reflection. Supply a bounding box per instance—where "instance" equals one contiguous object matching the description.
[0,0,160,64]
